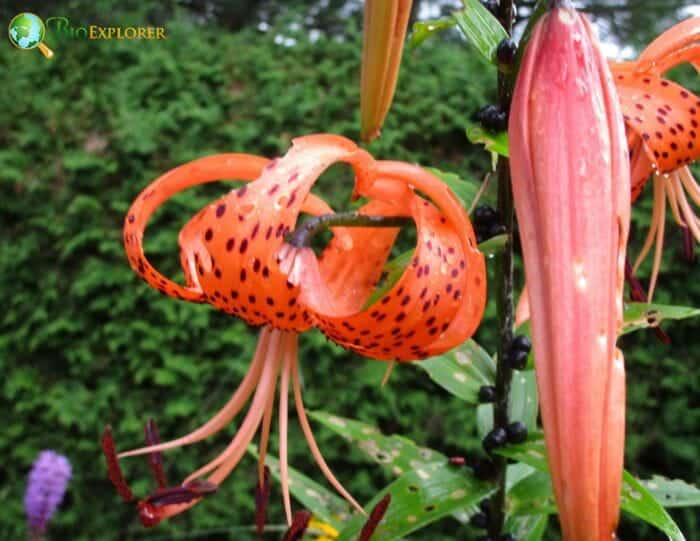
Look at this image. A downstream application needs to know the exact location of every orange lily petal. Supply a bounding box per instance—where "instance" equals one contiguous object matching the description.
[615,71,700,175]
[637,16,700,72]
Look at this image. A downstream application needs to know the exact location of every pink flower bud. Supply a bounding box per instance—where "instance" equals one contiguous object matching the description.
[509,4,630,539]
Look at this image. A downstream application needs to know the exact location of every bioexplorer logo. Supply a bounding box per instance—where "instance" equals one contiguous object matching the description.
[8,13,54,58]
[8,13,167,59]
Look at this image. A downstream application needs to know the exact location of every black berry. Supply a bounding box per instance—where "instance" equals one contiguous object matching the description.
[507,348,529,370]
[483,427,508,453]
[470,512,488,528]
[479,498,491,515]
[472,458,498,480]
[506,421,528,444]
[512,335,532,353]
[496,38,517,66]
[481,0,498,14]
[478,385,497,403]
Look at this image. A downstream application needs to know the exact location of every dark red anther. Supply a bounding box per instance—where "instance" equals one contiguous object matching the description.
[144,419,167,488]
[682,225,696,263]
[359,494,391,541]
[449,456,467,466]
[255,465,271,535]
[282,510,312,541]
[143,479,216,508]
[184,479,218,496]
[137,500,166,527]
[101,425,134,502]
[624,259,648,303]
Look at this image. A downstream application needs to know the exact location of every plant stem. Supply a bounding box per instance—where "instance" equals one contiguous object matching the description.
[488,0,516,537]
[286,212,412,248]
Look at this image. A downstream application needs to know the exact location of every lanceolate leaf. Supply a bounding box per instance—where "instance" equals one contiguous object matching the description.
[409,19,456,49]
[622,302,700,335]
[466,124,509,157]
[496,438,692,541]
[506,513,549,541]
[308,411,443,476]
[337,462,495,541]
[621,473,686,541]
[419,340,496,403]
[248,448,351,528]
[641,476,700,508]
[425,166,481,208]
[452,0,508,63]
[475,370,538,438]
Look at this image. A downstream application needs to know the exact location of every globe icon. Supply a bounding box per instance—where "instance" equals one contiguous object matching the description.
[8,13,53,58]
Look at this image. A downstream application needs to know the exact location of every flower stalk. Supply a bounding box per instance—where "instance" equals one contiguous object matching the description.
[480,0,517,536]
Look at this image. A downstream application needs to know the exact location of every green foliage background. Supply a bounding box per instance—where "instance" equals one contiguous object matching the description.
[0,3,697,540]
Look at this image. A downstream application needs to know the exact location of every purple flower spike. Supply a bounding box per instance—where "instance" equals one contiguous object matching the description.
[24,450,72,536]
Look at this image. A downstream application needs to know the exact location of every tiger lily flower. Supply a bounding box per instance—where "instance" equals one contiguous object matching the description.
[360,0,413,142]
[612,17,700,300]
[115,134,486,526]
[509,4,629,539]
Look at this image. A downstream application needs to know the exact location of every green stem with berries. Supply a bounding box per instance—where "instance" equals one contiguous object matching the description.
[487,0,516,538]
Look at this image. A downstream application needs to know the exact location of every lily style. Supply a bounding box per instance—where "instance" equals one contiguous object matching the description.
[509,3,629,540]
[612,16,700,299]
[113,134,486,526]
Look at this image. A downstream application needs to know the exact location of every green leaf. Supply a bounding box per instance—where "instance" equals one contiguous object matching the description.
[466,123,509,157]
[641,476,700,508]
[337,462,495,541]
[452,0,508,63]
[409,19,456,49]
[248,447,351,529]
[419,340,496,403]
[496,438,688,540]
[509,370,539,431]
[308,411,443,476]
[506,513,549,541]
[475,370,538,438]
[363,250,414,309]
[508,470,556,516]
[622,302,700,335]
[477,234,507,257]
[425,166,481,208]
[622,472,686,541]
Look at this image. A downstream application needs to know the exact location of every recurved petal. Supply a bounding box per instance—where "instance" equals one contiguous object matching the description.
[637,16,700,73]
[177,134,372,331]
[314,192,471,361]
[615,72,700,175]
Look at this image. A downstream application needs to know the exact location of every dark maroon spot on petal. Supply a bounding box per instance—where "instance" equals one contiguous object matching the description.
[239,239,249,254]
[205,229,213,242]
[214,269,222,279]
[253,259,261,273]
[237,185,247,197]
[251,222,260,239]
[128,214,135,223]
[240,269,247,282]
[226,238,235,251]
[216,204,226,218]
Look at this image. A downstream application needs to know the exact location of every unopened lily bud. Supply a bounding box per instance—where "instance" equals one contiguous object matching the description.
[360,0,413,141]
[508,2,630,539]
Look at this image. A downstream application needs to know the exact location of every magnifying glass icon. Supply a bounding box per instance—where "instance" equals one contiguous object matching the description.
[8,12,54,59]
